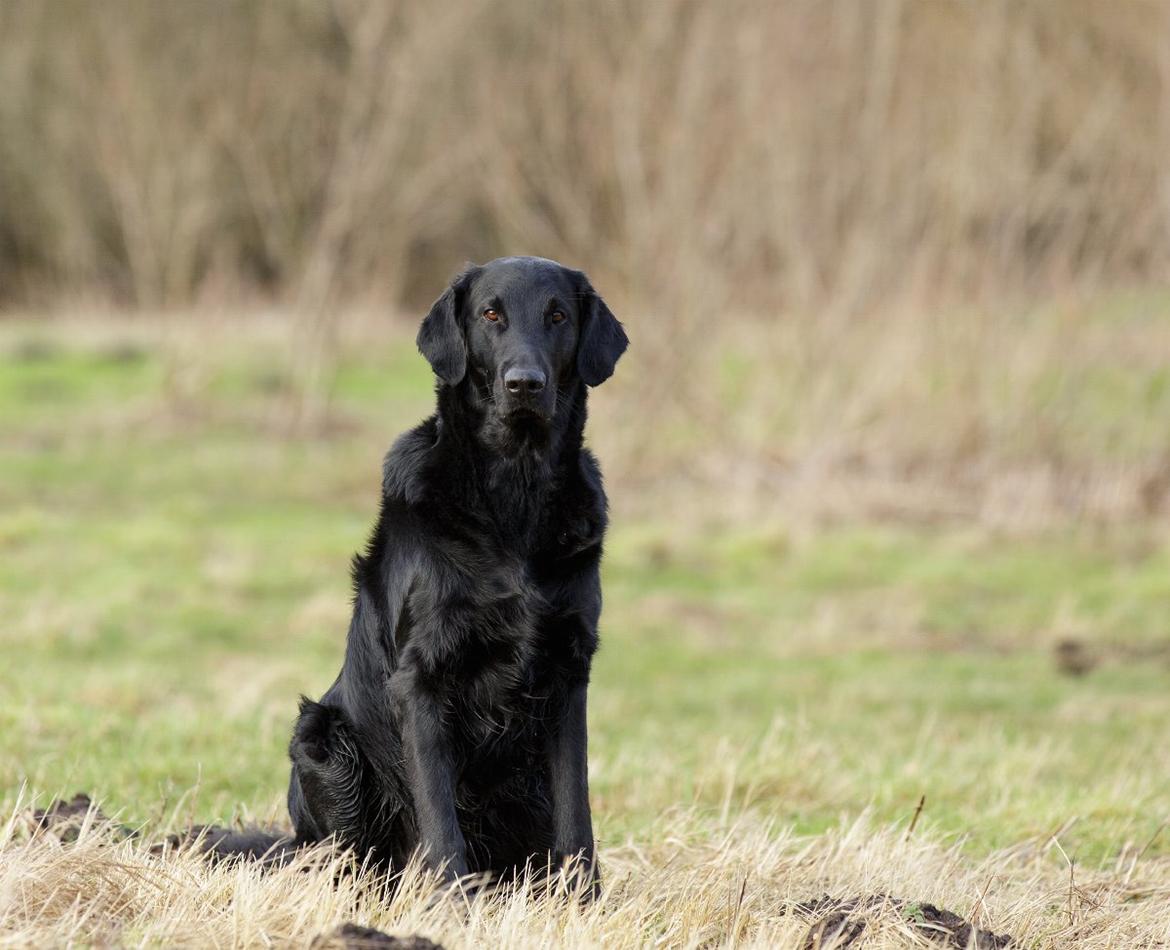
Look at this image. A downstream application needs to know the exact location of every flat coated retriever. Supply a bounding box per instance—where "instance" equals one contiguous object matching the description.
[209,257,627,896]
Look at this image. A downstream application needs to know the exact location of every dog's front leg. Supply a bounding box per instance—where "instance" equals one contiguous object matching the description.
[548,681,599,897]
[399,687,469,882]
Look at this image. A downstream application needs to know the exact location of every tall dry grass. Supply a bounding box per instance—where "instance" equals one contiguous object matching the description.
[2,792,1168,948]
[1,0,1168,315]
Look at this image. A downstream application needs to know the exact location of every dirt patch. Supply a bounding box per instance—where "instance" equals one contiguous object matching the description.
[310,924,445,949]
[25,793,136,843]
[795,894,1013,949]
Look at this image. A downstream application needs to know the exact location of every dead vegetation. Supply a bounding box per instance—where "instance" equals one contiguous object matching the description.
[1,0,1168,315]
[4,790,1169,948]
[4,1,1169,459]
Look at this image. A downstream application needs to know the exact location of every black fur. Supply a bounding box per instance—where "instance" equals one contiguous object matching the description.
[209,257,627,895]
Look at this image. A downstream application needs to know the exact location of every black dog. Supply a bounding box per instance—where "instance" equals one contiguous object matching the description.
[213,257,626,893]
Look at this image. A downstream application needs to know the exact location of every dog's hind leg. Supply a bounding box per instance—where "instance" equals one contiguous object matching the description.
[288,698,370,851]
[192,702,392,870]
[157,701,364,866]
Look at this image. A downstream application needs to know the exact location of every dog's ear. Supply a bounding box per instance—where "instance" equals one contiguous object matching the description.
[576,274,628,387]
[417,265,478,386]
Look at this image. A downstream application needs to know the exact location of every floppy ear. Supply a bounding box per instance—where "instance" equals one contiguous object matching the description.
[576,276,629,387]
[416,266,477,385]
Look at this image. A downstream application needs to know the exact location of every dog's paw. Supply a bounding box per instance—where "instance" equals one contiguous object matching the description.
[422,873,491,915]
[556,853,601,904]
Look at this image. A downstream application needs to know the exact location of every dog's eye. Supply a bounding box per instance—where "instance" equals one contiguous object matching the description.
[550,310,566,324]
[482,309,500,322]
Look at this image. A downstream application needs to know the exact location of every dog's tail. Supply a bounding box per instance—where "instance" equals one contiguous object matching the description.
[28,793,305,867]
[160,825,300,866]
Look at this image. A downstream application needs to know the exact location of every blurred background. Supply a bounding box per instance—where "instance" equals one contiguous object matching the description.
[2,0,1169,859]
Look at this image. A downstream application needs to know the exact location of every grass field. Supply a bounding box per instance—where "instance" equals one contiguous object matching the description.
[2,307,1169,947]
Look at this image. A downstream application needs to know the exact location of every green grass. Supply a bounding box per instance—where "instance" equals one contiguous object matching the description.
[2,320,1168,871]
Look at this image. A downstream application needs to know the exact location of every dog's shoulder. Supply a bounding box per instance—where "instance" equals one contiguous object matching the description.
[578,448,606,499]
[569,448,608,524]
[382,416,440,505]
[543,448,609,559]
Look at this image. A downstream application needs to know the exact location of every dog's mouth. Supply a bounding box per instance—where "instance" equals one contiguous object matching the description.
[502,403,553,427]
[484,401,555,453]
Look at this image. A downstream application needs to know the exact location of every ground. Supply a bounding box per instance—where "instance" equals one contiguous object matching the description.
[1,304,1168,946]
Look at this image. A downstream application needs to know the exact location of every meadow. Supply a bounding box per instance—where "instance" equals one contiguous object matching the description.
[2,298,1169,947]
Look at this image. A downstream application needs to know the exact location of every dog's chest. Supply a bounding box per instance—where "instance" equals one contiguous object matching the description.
[407,555,548,675]
[436,557,572,729]
[467,558,551,675]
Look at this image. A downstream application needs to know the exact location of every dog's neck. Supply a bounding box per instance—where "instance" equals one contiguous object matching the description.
[436,378,588,549]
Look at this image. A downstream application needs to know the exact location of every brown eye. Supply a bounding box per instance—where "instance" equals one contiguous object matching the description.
[483,308,500,322]
[550,310,566,324]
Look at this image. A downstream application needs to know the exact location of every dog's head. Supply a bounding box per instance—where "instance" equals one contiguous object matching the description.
[417,257,627,424]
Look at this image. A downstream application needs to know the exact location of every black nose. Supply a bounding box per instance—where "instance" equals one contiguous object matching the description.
[504,367,547,397]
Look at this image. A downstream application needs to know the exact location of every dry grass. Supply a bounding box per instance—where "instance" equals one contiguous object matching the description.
[604,290,1170,530]
[2,790,1168,948]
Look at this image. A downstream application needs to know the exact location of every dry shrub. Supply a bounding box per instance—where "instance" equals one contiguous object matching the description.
[0,0,1167,314]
